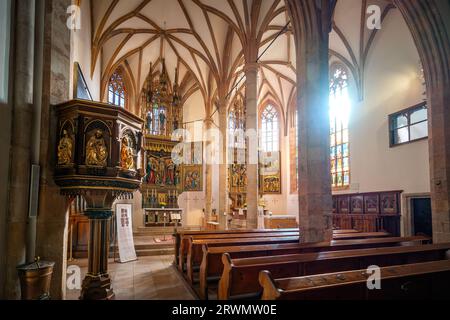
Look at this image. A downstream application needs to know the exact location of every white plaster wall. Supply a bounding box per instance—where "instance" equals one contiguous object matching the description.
[70,0,102,101]
[344,10,429,195]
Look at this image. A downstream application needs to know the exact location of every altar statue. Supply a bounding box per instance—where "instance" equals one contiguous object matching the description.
[85,129,108,167]
[158,158,166,185]
[145,156,156,184]
[159,110,166,133]
[231,164,239,187]
[146,111,153,133]
[57,130,73,165]
[174,166,181,186]
[166,160,175,185]
[120,136,134,170]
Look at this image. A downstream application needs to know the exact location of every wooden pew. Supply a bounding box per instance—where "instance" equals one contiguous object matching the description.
[184,231,299,273]
[182,230,388,277]
[185,236,300,284]
[217,243,450,300]
[176,228,360,268]
[332,231,390,240]
[198,236,430,299]
[259,260,450,300]
[176,228,370,269]
[175,229,298,270]
[332,229,360,234]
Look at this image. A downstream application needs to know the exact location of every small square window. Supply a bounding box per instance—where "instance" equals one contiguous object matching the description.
[389,102,428,147]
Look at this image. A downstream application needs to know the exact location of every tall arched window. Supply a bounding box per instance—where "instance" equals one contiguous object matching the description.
[108,69,126,107]
[329,64,351,188]
[261,104,280,152]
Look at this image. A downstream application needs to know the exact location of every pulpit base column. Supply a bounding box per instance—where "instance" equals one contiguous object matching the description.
[80,209,114,300]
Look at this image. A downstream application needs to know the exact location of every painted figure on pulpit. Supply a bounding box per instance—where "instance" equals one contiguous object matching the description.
[57,130,73,165]
[86,129,108,167]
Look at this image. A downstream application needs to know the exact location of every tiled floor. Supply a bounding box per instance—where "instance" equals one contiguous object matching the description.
[66,255,196,300]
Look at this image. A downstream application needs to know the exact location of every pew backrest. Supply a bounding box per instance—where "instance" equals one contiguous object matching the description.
[259,260,450,300]
[176,228,298,269]
[185,236,300,283]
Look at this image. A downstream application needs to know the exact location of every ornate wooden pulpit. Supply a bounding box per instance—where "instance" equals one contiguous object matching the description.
[54,99,143,300]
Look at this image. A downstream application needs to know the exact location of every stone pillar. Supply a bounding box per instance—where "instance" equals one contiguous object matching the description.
[204,116,213,222]
[80,191,116,300]
[394,0,450,243]
[4,0,35,299]
[286,0,334,243]
[218,99,228,228]
[244,63,259,229]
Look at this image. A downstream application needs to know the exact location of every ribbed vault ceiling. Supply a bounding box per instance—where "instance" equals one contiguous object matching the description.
[91,0,396,119]
[92,0,295,115]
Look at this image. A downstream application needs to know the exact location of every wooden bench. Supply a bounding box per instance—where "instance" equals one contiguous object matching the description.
[217,243,450,300]
[178,230,299,272]
[259,260,450,300]
[175,229,298,269]
[198,236,430,299]
[332,231,391,240]
[185,236,300,283]
[176,228,362,268]
[332,229,360,234]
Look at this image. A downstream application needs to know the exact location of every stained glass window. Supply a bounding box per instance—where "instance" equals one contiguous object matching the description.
[108,69,126,108]
[330,64,351,188]
[261,104,280,152]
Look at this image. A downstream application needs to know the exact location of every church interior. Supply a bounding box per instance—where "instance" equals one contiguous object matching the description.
[0,0,449,301]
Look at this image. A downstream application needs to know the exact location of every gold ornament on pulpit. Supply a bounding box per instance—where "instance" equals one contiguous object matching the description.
[120,136,134,170]
[57,130,73,165]
[86,129,108,167]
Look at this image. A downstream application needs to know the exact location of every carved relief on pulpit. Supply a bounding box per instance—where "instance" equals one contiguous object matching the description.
[86,129,108,167]
[57,129,74,166]
[120,134,135,171]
